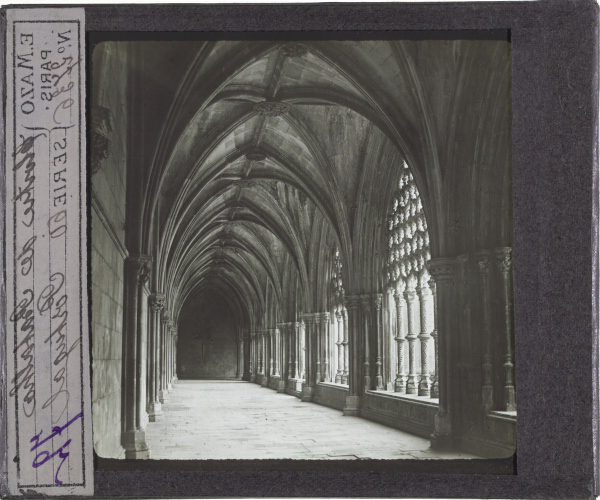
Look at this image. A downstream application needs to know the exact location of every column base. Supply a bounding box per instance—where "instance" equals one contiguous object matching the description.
[173,375,178,384]
[301,385,314,402]
[418,379,431,397]
[430,411,453,451]
[159,390,170,404]
[406,375,418,394]
[260,374,268,387]
[504,386,517,411]
[289,378,303,393]
[147,402,164,422]
[167,382,173,392]
[122,429,150,459]
[277,380,286,393]
[376,375,384,390]
[250,373,256,383]
[343,395,360,416]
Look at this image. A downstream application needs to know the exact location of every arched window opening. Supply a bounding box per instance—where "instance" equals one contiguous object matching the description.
[386,162,438,399]
[330,246,349,385]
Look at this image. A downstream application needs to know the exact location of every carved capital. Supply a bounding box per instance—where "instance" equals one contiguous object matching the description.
[427,258,455,283]
[253,101,290,116]
[360,295,371,312]
[301,314,314,326]
[149,292,165,313]
[403,289,417,302]
[345,295,360,311]
[494,247,513,274]
[127,255,152,286]
[474,251,492,275]
[161,310,172,325]
[91,105,114,175]
[373,293,383,311]
[393,290,403,308]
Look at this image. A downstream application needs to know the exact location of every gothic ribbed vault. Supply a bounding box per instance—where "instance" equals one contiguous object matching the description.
[91,37,515,460]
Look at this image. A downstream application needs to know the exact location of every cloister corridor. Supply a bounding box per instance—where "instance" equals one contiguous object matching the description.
[144,381,478,460]
[91,39,516,461]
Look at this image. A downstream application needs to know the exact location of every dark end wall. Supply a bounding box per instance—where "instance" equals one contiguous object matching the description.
[177,294,239,379]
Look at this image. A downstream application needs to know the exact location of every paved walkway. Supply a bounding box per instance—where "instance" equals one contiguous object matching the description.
[145,380,478,460]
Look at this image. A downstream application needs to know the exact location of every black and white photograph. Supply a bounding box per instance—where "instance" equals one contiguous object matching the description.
[90,35,515,462]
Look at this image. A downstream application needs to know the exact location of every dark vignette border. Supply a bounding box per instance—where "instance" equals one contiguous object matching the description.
[6,1,598,498]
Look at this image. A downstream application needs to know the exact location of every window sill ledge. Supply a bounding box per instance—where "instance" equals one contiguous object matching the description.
[367,389,439,407]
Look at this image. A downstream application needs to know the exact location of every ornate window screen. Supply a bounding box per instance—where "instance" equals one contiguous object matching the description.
[387,162,437,398]
[331,246,348,385]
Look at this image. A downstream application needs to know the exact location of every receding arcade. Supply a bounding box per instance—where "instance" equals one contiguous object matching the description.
[90,38,515,460]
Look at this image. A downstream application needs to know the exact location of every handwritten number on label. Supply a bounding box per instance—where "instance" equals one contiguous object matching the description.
[30,412,83,485]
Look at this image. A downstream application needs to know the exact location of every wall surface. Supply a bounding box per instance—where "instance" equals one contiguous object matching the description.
[178,294,239,379]
[91,43,129,459]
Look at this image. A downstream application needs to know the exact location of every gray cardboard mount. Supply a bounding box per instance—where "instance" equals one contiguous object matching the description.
[1,1,599,498]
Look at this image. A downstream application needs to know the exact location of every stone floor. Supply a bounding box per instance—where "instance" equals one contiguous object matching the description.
[145,380,479,460]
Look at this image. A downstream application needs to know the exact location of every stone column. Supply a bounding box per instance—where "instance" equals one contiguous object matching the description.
[417,280,432,397]
[342,296,360,415]
[243,332,250,380]
[276,327,286,392]
[159,310,170,404]
[335,310,344,383]
[147,293,164,422]
[495,248,516,411]
[475,251,493,412]
[404,285,419,395]
[322,313,331,382]
[299,321,306,380]
[360,295,371,393]
[301,316,314,401]
[269,329,274,378]
[167,321,174,392]
[394,287,407,393]
[274,328,280,379]
[374,294,384,390]
[250,332,256,382]
[287,324,294,380]
[294,322,300,379]
[428,279,439,398]
[121,254,152,459]
[258,331,264,378]
[236,339,244,379]
[261,330,269,387]
[314,314,322,383]
[342,307,349,385]
[172,331,178,384]
[428,258,456,450]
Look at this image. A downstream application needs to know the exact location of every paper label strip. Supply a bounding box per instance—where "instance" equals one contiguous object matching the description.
[5,8,92,496]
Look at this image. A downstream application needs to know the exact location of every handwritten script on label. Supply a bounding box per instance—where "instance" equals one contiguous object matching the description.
[5,8,92,496]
